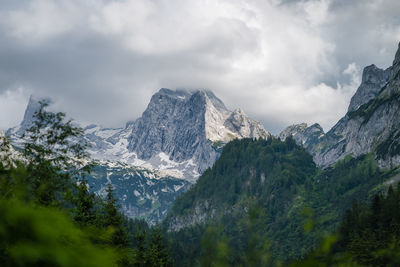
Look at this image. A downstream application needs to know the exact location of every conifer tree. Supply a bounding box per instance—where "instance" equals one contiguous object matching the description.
[103,183,129,248]
[74,178,97,226]
[146,227,173,267]
[133,225,147,267]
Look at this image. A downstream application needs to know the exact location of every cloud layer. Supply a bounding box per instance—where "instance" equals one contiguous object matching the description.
[0,0,399,133]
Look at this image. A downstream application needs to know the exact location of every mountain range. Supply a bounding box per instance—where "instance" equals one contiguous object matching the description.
[6,88,270,222]
[6,42,400,225]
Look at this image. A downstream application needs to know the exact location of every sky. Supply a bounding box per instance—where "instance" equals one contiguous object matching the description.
[0,0,399,134]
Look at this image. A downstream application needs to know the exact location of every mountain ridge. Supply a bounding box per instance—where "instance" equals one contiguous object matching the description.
[279,42,400,169]
[7,88,270,181]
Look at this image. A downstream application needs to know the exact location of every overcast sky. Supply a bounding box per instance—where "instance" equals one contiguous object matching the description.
[0,0,399,133]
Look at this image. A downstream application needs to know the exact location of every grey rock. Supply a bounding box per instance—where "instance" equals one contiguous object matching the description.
[278,123,324,151]
[83,88,270,180]
[314,43,400,168]
[127,89,219,175]
[279,42,400,170]
[347,64,391,113]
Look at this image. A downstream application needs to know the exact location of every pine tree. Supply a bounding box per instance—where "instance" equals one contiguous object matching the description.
[74,178,97,226]
[146,227,172,267]
[133,225,147,267]
[103,183,129,248]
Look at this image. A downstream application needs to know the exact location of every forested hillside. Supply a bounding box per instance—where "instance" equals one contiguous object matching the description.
[164,138,399,266]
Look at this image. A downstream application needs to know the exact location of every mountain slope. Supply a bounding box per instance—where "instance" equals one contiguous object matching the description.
[86,161,190,224]
[164,137,316,231]
[163,138,399,265]
[280,42,400,169]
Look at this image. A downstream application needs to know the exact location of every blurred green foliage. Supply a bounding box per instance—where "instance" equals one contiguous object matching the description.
[0,199,117,267]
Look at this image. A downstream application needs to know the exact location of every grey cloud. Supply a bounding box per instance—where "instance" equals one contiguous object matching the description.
[0,0,399,135]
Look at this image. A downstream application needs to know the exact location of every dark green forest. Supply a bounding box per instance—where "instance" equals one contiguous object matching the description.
[164,138,400,266]
[2,103,400,266]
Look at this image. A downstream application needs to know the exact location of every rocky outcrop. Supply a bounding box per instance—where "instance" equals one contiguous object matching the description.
[279,123,324,151]
[280,42,400,169]
[313,43,400,168]
[347,64,391,112]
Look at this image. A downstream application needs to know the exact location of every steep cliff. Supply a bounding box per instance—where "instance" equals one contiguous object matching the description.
[280,43,400,169]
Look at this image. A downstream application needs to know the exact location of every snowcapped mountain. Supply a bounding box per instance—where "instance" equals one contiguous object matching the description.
[7,89,270,181]
[74,88,270,181]
[6,88,270,222]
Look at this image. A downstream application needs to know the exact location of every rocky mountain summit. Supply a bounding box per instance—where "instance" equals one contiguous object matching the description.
[347,64,392,112]
[125,89,269,179]
[6,96,49,144]
[280,42,400,169]
[7,88,270,181]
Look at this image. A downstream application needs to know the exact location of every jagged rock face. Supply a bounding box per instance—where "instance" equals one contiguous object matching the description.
[347,64,391,112]
[279,42,400,169]
[313,43,400,168]
[223,108,270,141]
[127,89,219,175]
[279,123,307,140]
[278,123,324,151]
[124,88,270,178]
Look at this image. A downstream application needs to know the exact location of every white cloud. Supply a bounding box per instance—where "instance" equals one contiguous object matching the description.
[301,0,331,26]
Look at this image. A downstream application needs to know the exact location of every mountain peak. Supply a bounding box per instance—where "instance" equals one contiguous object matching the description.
[362,64,385,83]
[347,64,391,112]
[6,95,51,138]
